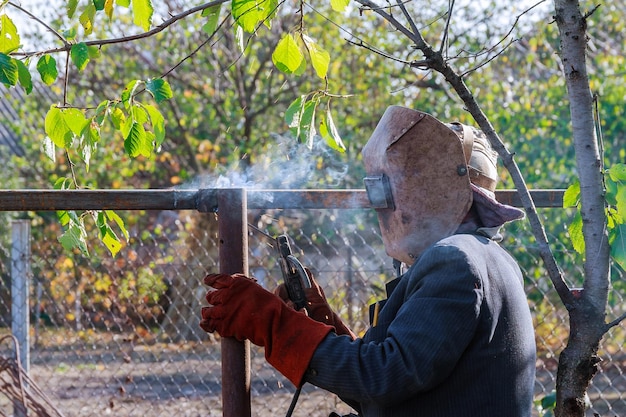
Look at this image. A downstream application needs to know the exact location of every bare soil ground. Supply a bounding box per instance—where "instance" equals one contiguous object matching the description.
[2,339,625,417]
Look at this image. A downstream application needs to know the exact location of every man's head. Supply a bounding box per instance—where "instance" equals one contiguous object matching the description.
[362,106,523,265]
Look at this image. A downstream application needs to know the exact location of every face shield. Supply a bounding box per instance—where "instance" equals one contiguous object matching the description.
[362,106,473,265]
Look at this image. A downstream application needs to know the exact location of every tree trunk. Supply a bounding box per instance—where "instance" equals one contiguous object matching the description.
[552,1,611,416]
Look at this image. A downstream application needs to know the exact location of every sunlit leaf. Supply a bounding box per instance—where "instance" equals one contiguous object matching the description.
[0,15,20,54]
[45,107,74,148]
[143,103,165,147]
[608,163,626,184]
[568,210,584,254]
[232,0,262,32]
[146,78,173,103]
[105,210,129,240]
[302,34,330,79]
[320,106,346,152]
[330,0,350,12]
[104,0,115,19]
[132,0,154,31]
[42,136,56,162]
[36,55,58,85]
[79,4,96,35]
[63,108,90,135]
[562,180,580,208]
[272,34,304,74]
[201,4,222,35]
[97,211,122,256]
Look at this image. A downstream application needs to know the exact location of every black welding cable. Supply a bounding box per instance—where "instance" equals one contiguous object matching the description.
[285,386,302,417]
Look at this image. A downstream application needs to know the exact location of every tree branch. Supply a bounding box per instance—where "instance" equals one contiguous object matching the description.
[355,0,573,306]
[13,0,230,58]
[605,310,626,331]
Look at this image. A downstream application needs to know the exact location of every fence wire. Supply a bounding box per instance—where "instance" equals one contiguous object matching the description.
[0,208,624,417]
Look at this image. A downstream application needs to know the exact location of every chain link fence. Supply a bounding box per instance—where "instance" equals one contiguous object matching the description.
[0,205,625,416]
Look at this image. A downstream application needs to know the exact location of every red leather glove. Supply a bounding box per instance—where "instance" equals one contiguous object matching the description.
[200,273,333,387]
[275,270,356,339]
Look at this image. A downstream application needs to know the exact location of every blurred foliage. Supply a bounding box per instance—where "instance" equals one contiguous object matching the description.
[0,1,624,352]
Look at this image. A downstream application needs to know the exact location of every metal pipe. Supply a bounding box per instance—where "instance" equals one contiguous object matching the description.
[217,189,251,417]
[0,188,565,211]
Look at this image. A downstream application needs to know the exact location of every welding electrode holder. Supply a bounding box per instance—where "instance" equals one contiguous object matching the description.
[277,235,312,312]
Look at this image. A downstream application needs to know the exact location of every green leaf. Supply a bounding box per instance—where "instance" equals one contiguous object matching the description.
[568,210,585,255]
[79,4,97,35]
[0,15,20,54]
[610,224,626,271]
[67,0,79,18]
[201,4,222,35]
[110,106,126,129]
[42,136,56,162]
[615,182,626,223]
[117,0,131,7]
[232,0,262,32]
[62,27,78,41]
[104,0,115,19]
[608,163,626,182]
[300,99,317,148]
[94,100,110,124]
[105,210,129,240]
[58,223,89,256]
[80,120,100,171]
[562,180,580,208]
[124,121,151,158]
[45,107,74,148]
[143,103,165,147]
[121,79,141,108]
[302,34,330,79]
[15,59,32,94]
[0,52,18,86]
[132,0,154,31]
[97,211,122,256]
[146,78,173,103]
[93,0,106,11]
[320,106,346,152]
[330,0,350,12]
[272,34,304,74]
[63,108,90,135]
[71,42,90,70]
[285,95,306,138]
[36,55,58,85]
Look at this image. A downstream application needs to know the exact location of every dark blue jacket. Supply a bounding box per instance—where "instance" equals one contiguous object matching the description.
[305,233,536,417]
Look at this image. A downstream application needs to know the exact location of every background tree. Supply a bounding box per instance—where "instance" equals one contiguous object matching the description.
[1,0,625,415]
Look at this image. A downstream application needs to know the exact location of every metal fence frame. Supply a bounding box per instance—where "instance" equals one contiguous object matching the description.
[1,187,566,417]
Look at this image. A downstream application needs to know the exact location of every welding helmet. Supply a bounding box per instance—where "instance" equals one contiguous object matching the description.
[362,106,524,265]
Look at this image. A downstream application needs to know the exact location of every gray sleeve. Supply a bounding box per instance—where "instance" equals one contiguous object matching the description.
[304,244,483,406]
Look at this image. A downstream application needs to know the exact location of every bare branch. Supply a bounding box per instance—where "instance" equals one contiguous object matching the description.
[7,1,69,47]
[605,311,626,331]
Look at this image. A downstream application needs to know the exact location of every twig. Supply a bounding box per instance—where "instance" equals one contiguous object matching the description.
[7,1,69,47]
[12,0,230,58]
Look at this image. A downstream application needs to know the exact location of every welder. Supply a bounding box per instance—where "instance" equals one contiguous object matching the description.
[199,106,536,417]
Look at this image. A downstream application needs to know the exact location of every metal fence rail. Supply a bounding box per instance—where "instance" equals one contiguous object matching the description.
[0,188,625,417]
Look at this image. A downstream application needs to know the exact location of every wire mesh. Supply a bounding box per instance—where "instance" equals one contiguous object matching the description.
[0,207,624,417]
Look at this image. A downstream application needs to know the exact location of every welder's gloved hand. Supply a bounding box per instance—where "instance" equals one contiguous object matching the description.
[200,273,333,387]
[274,269,356,340]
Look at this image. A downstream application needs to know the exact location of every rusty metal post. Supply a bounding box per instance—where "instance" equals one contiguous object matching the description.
[217,188,251,417]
